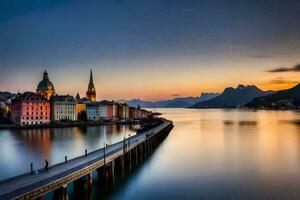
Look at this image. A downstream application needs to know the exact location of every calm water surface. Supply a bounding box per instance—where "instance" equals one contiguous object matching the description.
[0,125,137,180]
[2,108,300,199]
[106,108,300,200]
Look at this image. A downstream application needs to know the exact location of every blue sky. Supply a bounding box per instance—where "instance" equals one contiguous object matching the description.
[1,0,300,100]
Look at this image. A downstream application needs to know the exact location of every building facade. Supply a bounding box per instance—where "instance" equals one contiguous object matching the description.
[86,102,100,121]
[11,92,50,126]
[117,103,129,119]
[86,70,96,102]
[50,95,77,121]
[141,109,151,118]
[86,101,118,121]
[99,100,115,120]
[36,70,55,100]
[129,107,151,119]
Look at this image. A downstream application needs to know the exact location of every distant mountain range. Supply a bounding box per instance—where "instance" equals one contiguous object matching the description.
[122,93,220,108]
[191,85,273,109]
[244,83,300,109]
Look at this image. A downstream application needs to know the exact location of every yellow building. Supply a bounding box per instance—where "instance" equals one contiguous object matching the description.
[76,103,86,115]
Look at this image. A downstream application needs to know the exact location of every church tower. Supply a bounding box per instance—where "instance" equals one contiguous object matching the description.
[36,70,55,100]
[86,70,96,102]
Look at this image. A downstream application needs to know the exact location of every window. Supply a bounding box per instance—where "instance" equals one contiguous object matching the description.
[40,106,43,110]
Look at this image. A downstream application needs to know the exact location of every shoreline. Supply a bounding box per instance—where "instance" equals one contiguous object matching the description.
[0,120,141,130]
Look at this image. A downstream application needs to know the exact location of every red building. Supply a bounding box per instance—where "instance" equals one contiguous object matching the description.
[99,100,114,120]
[11,92,50,126]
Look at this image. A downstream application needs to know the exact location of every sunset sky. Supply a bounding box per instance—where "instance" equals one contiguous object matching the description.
[0,0,300,100]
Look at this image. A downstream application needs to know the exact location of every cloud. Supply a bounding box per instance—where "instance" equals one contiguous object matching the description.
[264,77,299,85]
[171,93,180,97]
[267,64,300,73]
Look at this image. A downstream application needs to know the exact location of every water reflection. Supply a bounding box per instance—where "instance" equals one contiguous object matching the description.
[2,109,300,199]
[0,125,137,180]
[105,109,300,200]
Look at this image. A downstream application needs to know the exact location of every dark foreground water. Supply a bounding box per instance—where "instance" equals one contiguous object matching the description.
[2,108,300,199]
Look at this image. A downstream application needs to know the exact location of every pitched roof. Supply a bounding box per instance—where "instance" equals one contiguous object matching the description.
[50,95,75,102]
[12,92,48,103]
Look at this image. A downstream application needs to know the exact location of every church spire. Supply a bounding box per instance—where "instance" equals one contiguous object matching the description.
[89,70,93,85]
[86,69,96,102]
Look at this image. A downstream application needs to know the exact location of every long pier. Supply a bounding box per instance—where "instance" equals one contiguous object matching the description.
[0,119,173,200]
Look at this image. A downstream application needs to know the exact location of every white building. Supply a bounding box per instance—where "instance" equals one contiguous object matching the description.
[86,101,117,121]
[50,95,77,121]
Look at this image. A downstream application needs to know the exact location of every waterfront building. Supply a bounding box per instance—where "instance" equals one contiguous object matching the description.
[76,98,91,121]
[111,101,118,120]
[99,100,115,120]
[86,102,100,121]
[36,70,55,100]
[129,107,139,119]
[50,95,77,121]
[86,70,96,102]
[117,103,129,119]
[76,102,86,116]
[76,103,87,121]
[76,102,87,112]
[141,109,151,118]
[0,102,10,116]
[129,107,151,119]
[86,100,117,121]
[11,92,50,126]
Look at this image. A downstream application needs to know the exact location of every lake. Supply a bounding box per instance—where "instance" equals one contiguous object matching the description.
[106,108,300,200]
[0,125,137,180]
[2,108,300,199]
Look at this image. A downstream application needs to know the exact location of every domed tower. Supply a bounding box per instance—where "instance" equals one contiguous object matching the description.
[36,70,55,100]
[86,70,96,102]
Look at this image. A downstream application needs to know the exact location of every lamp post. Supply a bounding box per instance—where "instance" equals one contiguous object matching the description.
[103,142,106,165]
[123,137,125,153]
[30,163,33,174]
[128,134,131,150]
